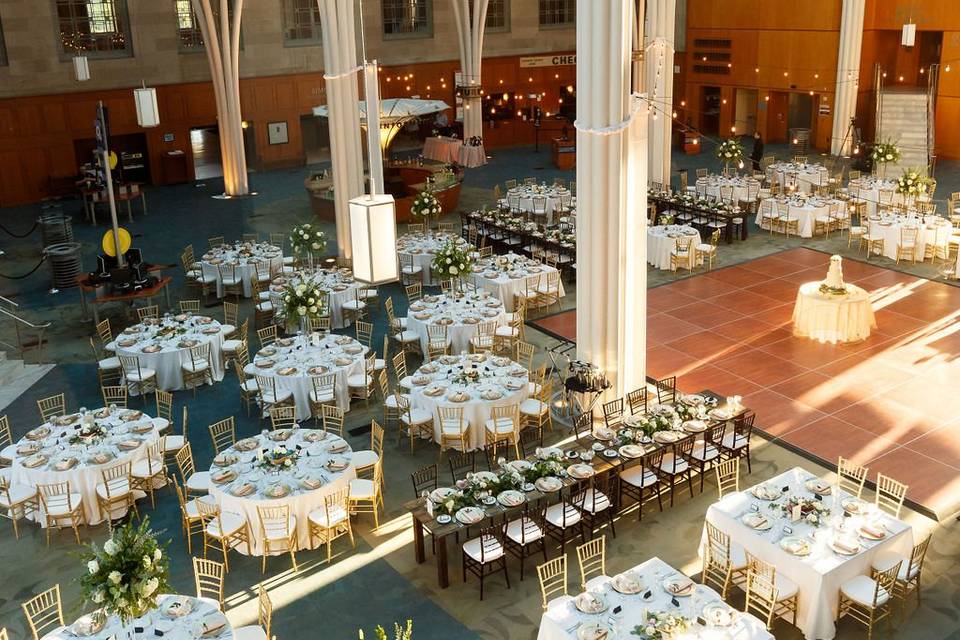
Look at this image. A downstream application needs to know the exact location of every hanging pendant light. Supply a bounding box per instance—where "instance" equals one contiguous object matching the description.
[134,81,160,128]
[349,194,399,286]
[901,23,916,47]
[73,56,90,82]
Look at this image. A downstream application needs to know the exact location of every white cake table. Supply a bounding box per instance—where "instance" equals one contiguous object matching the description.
[792,282,876,344]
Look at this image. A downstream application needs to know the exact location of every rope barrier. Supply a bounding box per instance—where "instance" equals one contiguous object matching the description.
[0,219,39,238]
[0,254,47,280]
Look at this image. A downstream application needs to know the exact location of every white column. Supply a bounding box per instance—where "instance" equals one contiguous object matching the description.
[576,0,648,399]
[831,0,865,155]
[644,0,675,188]
[451,0,488,143]
[191,0,248,196]
[318,0,365,258]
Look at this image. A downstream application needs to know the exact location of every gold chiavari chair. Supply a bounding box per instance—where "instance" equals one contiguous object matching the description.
[405,281,423,303]
[352,420,384,477]
[348,459,384,528]
[209,417,237,454]
[520,380,553,439]
[221,300,239,337]
[536,556,568,611]
[242,232,259,244]
[406,223,424,234]
[257,325,278,350]
[196,499,251,572]
[208,235,225,249]
[254,374,293,413]
[37,481,85,545]
[715,457,740,498]
[427,324,449,361]
[871,534,931,617]
[101,384,128,408]
[179,299,201,314]
[235,358,259,417]
[670,236,695,273]
[21,584,64,640]
[182,343,214,395]
[745,553,799,630]
[234,585,273,640]
[837,559,900,637]
[347,353,376,406]
[96,318,116,352]
[175,442,211,497]
[874,473,908,518]
[484,403,521,460]
[696,229,721,270]
[576,535,606,590]
[163,406,189,468]
[131,439,166,507]
[702,520,748,599]
[308,487,355,564]
[536,270,562,311]
[438,222,455,233]
[396,392,433,452]
[155,388,173,433]
[341,287,368,323]
[527,363,546,396]
[36,393,66,423]
[90,337,122,385]
[392,351,414,391]
[896,226,919,263]
[468,321,497,353]
[355,320,373,350]
[257,504,298,573]
[309,315,331,332]
[96,461,139,529]
[118,354,158,398]
[0,472,38,538]
[321,404,344,437]
[137,305,159,321]
[514,341,535,371]
[377,370,400,430]
[495,302,525,354]
[437,405,468,462]
[0,414,11,467]
[440,279,453,295]
[172,476,207,554]
[193,556,225,609]
[399,253,423,285]
[268,404,298,431]
[838,456,868,498]
[309,373,337,424]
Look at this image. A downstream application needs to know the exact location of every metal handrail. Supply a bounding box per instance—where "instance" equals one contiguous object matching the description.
[0,304,51,364]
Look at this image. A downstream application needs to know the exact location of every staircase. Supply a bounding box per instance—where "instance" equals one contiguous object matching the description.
[0,351,53,413]
[877,90,930,173]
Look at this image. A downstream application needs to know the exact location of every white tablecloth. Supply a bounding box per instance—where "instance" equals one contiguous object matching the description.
[537,556,774,640]
[768,162,829,194]
[206,428,355,555]
[506,186,573,226]
[42,595,231,640]
[408,354,528,451]
[9,408,166,525]
[268,268,361,329]
[244,333,366,419]
[115,315,225,392]
[467,253,565,312]
[866,217,946,261]
[459,143,486,168]
[200,242,284,298]
[792,282,876,344]
[397,232,470,286]
[696,175,750,203]
[704,467,913,640]
[757,197,841,238]
[406,292,505,355]
[423,136,462,163]
[849,178,900,218]
[647,225,702,270]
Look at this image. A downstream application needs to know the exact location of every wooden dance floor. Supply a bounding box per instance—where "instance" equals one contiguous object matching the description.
[529,248,960,520]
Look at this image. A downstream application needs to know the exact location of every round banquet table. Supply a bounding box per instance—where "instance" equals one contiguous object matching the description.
[41,595,231,640]
[866,215,947,261]
[467,253,565,312]
[115,315,226,392]
[268,268,362,329]
[206,428,356,555]
[405,292,505,355]
[767,162,829,194]
[696,175,750,202]
[757,196,841,238]
[397,231,471,286]
[423,136,462,163]
[8,407,167,525]
[849,177,901,218]
[459,143,486,168]
[646,225,701,270]
[792,282,876,344]
[244,333,366,419]
[200,241,284,298]
[506,186,573,226]
[408,353,529,451]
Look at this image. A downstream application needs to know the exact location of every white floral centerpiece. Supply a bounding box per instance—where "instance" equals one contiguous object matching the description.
[278,278,326,333]
[431,240,474,287]
[290,223,327,258]
[716,138,744,173]
[411,191,442,224]
[631,611,692,639]
[79,518,171,624]
[895,167,932,200]
[256,444,299,471]
[870,140,901,177]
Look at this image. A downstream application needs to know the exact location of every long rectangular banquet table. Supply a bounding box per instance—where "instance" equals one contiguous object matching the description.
[462,211,576,271]
[537,556,775,640]
[405,390,747,588]
[704,467,913,640]
[648,194,749,243]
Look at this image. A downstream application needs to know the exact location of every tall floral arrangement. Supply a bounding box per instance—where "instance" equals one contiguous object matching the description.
[631,612,691,639]
[78,518,171,623]
[279,278,326,332]
[290,222,327,256]
[411,191,441,221]
[431,240,473,280]
[871,140,901,177]
[895,167,932,198]
[716,138,744,167]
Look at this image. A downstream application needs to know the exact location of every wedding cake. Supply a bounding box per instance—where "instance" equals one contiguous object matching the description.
[820,255,847,294]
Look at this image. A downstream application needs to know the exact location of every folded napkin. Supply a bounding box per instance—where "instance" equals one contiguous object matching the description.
[300,477,322,490]
[201,615,227,636]
[231,482,255,497]
[833,537,859,553]
[117,439,141,450]
[860,522,886,538]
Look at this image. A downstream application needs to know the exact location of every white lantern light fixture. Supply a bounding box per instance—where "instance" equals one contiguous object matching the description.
[134,83,160,128]
[349,194,399,286]
[73,56,90,82]
[901,23,916,47]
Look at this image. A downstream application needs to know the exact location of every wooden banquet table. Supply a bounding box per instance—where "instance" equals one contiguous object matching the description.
[648,193,748,244]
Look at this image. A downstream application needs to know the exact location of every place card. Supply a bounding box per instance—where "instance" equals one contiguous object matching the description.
[791,504,802,522]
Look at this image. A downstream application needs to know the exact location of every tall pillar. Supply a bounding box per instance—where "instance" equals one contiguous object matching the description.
[451,0,488,149]
[317,0,365,258]
[831,0,865,155]
[576,0,648,399]
[191,0,248,196]
[645,0,675,188]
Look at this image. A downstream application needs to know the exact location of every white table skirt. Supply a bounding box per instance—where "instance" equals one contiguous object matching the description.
[647,226,702,270]
[407,314,505,356]
[459,143,486,168]
[201,255,283,299]
[792,282,876,344]
[423,136,462,163]
[118,334,225,393]
[207,431,356,555]
[42,595,231,640]
[399,250,438,285]
[467,270,565,312]
[244,359,362,419]
[698,180,749,203]
[11,417,167,526]
[409,386,528,452]
[270,285,357,329]
[768,165,828,194]
[704,467,913,640]
[866,221,935,261]
[537,557,774,640]
[756,199,826,238]
[850,180,900,218]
